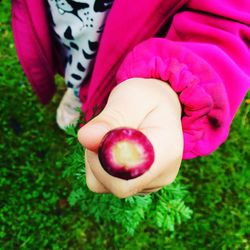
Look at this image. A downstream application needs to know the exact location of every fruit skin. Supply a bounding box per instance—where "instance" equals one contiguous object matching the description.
[98,127,155,180]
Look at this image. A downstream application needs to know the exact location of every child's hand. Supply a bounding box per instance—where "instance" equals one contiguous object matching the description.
[78,78,183,198]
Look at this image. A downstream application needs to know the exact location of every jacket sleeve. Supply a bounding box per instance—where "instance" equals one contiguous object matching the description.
[115,3,250,159]
[12,0,64,104]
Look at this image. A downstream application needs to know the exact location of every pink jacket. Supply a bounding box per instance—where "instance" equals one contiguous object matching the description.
[12,0,250,159]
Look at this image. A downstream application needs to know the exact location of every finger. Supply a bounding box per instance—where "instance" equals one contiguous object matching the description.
[136,171,177,196]
[137,187,161,196]
[145,165,179,188]
[85,149,109,194]
[142,187,162,192]
[85,149,154,198]
[137,97,184,185]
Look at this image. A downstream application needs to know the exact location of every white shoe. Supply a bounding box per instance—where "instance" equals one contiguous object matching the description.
[56,89,82,130]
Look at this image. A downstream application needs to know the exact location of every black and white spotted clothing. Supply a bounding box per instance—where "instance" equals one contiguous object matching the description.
[47,0,113,97]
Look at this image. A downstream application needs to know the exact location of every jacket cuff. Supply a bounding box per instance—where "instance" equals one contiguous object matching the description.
[116,38,230,159]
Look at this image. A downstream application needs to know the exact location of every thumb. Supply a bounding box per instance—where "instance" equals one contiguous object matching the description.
[77,119,110,153]
[77,107,125,153]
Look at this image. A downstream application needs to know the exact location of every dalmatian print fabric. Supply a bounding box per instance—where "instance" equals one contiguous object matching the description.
[47,0,114,97]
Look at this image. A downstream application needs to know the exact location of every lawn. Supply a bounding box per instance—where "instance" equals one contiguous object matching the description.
[0,2,249,249]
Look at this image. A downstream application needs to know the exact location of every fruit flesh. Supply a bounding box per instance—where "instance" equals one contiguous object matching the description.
[98,127,155,180]
[112,140,144,168]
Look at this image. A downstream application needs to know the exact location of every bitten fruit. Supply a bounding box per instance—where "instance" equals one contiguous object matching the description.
[98,127,155,180]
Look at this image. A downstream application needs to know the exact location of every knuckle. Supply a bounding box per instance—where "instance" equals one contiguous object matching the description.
[85,176,100,193]
[85,165,105,194]
[104,106,128,127]
[165,174,177,186]
[111,186,133,199]
[113,191,131,199]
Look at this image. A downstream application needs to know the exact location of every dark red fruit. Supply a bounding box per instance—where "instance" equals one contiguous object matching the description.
[98,127,155,180]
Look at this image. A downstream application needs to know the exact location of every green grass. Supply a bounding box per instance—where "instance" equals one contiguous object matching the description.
[1,2,249,249]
